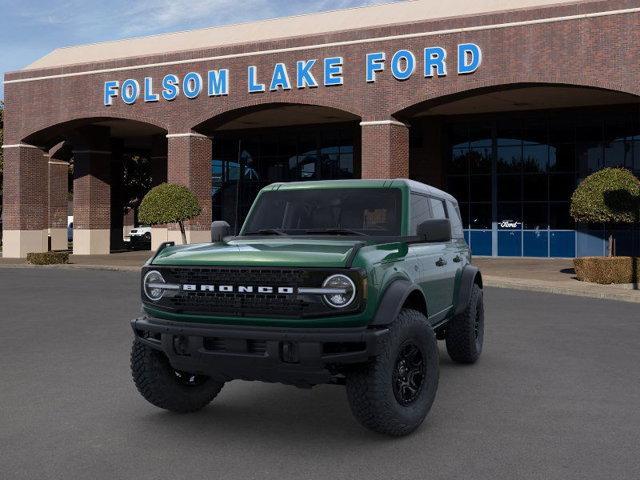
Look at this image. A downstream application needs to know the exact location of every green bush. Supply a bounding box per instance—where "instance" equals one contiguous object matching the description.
[138,183,202,244]
[570,168,640,224]
[27,251,70,265]
[570,168,640,256]
[574,256,640,284]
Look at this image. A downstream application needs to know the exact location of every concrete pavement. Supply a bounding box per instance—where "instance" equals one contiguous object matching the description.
[1,268,639,480]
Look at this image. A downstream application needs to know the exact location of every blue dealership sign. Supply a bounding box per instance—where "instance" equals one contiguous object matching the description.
[103,43,482,106]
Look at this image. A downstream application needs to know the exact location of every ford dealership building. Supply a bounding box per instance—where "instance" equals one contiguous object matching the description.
[2,0,640,258]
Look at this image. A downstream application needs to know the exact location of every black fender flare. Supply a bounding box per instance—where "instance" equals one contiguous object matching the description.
[454,265,483,316]
[369,279,427,326]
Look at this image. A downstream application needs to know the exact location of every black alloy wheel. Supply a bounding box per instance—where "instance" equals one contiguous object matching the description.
[392,341,426,406]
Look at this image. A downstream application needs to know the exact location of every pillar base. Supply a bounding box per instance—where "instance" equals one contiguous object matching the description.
[2,230,48,258]
[49,228,68,251]
[73,229,110,255]
[151,227,169,250]
[167,229,210,246]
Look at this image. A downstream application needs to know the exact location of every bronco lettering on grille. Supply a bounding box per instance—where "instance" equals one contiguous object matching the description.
[181,284,295,294]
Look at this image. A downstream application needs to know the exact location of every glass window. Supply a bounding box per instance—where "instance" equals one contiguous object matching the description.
[446,176,469,203]
[577,143,603,175]
[243,188,402,236]
[338,154,354,178]
[469,175,492,202]
[605,115,635,141]
[523,203,548,229]
[497,145,522,173]
[523,121,548,145]
[410,194,432,235]
[449,124,469,148]
[549,144,575,173]
[447,200,464,239]
[604,140,632,168]
[212,125,357,231]
[450,148,469,174]
[548,118,574,144]
[549,174,576,201]
[549,202,573,229]
[523,174,548,202]
[498,203,522,229]
[575,119,602,143]
[469,146,492,173]
[430,198,447,219]
[634,142,640,172]
[298,133,318,156]
[470,203,492,229]
[458,202,469,229]
[469,125,492,148]
[497,121,522,146]
[497,175,521,202]
[523,144,548,173]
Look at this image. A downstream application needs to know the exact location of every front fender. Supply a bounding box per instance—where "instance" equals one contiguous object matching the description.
[369,279,426,326]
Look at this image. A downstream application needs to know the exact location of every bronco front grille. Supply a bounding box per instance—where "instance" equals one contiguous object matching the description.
[143,266,363,319]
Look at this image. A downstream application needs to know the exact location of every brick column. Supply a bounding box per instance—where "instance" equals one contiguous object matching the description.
[1,144,49,258]
[48,159,69,251]
[360,120,410,179]
[166,132,212,245]
[72,127,112,255]
[150,134,169,250]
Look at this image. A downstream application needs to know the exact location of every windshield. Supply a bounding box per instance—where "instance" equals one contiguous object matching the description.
[242,188,402,236]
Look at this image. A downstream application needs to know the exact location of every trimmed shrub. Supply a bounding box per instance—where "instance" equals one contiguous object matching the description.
[570,168,640,256]
[138,183,202,244]
[570,168,640,224]
[574,256,640,284]
[27,251,70,265]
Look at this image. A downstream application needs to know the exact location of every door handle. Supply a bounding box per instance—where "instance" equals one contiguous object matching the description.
[453,255,462,263]
[435,257,447,267]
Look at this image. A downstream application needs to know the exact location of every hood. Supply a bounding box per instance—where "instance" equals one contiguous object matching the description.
[151,238,366,268]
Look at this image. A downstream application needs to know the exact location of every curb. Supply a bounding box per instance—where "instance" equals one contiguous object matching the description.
[483,275,640,304]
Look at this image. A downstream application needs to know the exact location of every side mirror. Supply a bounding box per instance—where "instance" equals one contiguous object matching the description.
[417,219,451,243]
[211,221,231,243]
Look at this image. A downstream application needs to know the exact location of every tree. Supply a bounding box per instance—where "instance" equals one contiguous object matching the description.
[138,183,202,244]
[570,168,640,256]
[121,153,152,223]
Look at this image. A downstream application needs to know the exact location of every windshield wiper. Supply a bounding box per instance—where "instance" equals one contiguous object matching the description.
[245,228,288,236]
[304,228,366,236]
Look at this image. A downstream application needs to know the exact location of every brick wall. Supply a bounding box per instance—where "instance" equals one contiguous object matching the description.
[2,0,640,250]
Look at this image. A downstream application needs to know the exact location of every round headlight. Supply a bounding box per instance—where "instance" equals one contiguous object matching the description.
[322,274,356,309]
[143,270,166,301]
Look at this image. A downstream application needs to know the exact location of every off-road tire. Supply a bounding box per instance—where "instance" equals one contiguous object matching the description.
[445,283,484,364]
[345,309,439,436]
[131,340,224,413]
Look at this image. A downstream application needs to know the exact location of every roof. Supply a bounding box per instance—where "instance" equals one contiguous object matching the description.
[266,179,457,202]
[25,0,587,70]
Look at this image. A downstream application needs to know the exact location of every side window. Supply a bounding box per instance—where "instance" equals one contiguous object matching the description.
[447,200,464,239]
[410,193,431,235]
[430,198,447,220]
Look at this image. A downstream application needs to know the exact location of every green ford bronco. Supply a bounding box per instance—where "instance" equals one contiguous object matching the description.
[131,179,484,435]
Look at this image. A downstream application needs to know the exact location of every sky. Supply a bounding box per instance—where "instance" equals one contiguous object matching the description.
[0,0,401,100]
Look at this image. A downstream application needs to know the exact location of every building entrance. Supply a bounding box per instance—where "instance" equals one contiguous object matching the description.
[211,123,359,233]
[443,105,640,257]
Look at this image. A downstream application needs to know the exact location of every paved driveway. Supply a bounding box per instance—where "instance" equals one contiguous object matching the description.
[1,268,639,480]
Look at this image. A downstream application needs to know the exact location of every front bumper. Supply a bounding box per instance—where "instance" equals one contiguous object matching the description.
[131,316,389,387]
